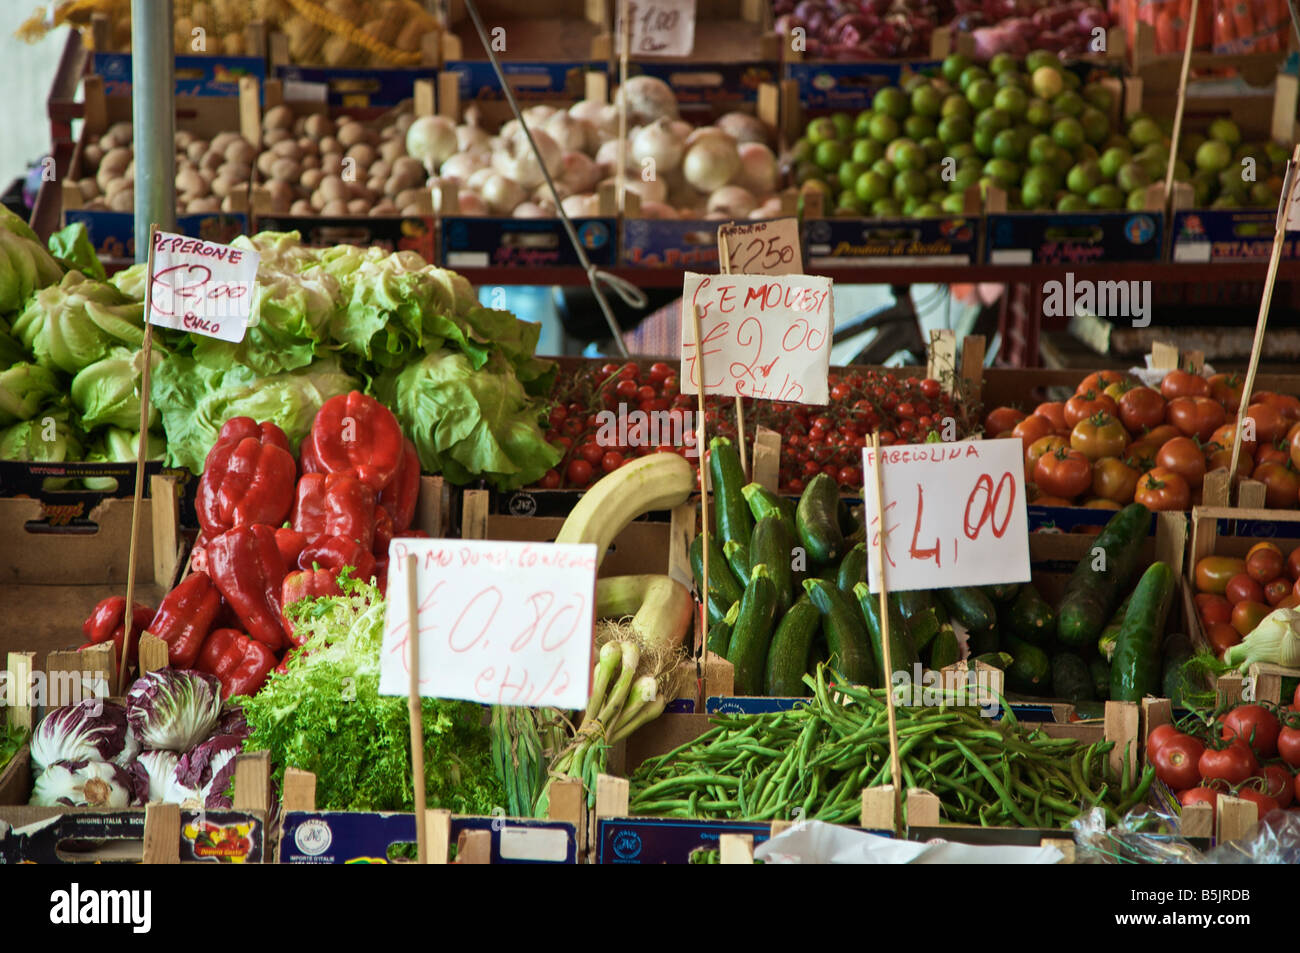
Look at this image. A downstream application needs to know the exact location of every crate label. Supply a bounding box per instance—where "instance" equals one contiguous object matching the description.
[93,53,266,98]
[443,61,606,102]
[275,65,427,108]
[0,459,169,527]
[705,695,807,714]
[625,60,776,110]
[862,437,1031,593]
[64,211,249,265]
[498,826,570,862]
[253,215,434,262]
[1170,209,1300,262]
[0,810,263,864]
[783,60,940,112]
[804,217,977,266]
[623,217,726,268]
[720,218,802,274]
[595,816,772,864]
[440,217,615,269]
[985,211,1161,264]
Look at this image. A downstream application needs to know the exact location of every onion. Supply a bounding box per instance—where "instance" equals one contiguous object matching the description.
[405,115,458,173]
[570,100,619,145]
[561,193,602,216]
[603,174,668,205]
[736,142,778,194]
[481,173,527,214]
[513,201,550,218]
[683,134,741,193]
[616,75,679,125]
[630,118,686,174]
[637,200,678,220]
[595,138,631,177]
[543,112,589,153]
[467,166,495,191]
[670,119,694,141]
[456,192,488,216]
[715,111,770,146]
[558,151,602,193]
[706,185,758,218]
[522,105,557,127]
[491,126,562,190]
[440,152,488,183]
[751,196,784,219]
[456,124,490,152]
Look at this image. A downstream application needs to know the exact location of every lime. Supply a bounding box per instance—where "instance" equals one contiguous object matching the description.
[1057,193,1090,211]
[1195,139,1232,173]
[851,137,884,165]
[871,196,902,217]
[1082,83,1114,112]
[892,141,928,172]
[941,94,973,121]
[941,192,967,213]
[942,53,973,84]
[1021,165,1059,209]
[938,114,972,145]
[949,142,978,160]
[902,73,929,94]
[1052,90,1085,118]
[1127,188,1150,211]
[1028,133,1061,167]
[1101,134,1130,153]
[853,110,875,138]
[974,107,1012,134]
[950,164,981,192]
[1265,141,1289,166]
[1217,168,1249,200]
[1087,183,1125,209]
[1031,65,1064,100]
[983,157,1020,188]
[1025,98,1054,128]
[911,83,944,118]
[869,113,900,144]
[996,72,1028,91]
[904,115,936,141]
[831,112,853,140]
[966,78,997,111]
[1211,194,1241,209]
[838,159,869,186]
[1127,117,1163,148]
[874,86,910,120]
[1025,50,1057,73]
[806,117,839,145]
[893,168,929,200]
[871,158,897,179]
[1064,70,1081,90]
[836,191,871,215]
[901,194,925,215]
[854,169,890,203]
[814,139,848,171]
[1208,118,1242,148]
[1116,160,1150,192]
[994,85,1030,119]
[1249,181,1279,206]
[1051,116,1085,151]
[789,137,813,164]
[920,136,945,163]
[793,161,822,185]
[913,202,945,217]
[973,128,996,157]
[989,52,1019,76]
[959,66,989,92]
[1173,159,1191,182]
[993,128,1027,160]
[1098,144,1131,179]
[1079,107,1109,145]
[1067,160,1102,195]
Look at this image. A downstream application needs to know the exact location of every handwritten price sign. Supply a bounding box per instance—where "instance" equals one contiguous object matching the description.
[378,538,596,709]
[681,271,833,405]
[718,218,802,276]
[147,231,258,342]
[621,0,696,56]
[861,438,1030,593]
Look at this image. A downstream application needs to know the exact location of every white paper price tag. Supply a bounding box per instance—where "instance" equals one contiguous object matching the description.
[147,231,258,342]
[379,539,596,709]
[718,218,802,276]
[861,438,1031,593]
[680,271,833,404]
[622,0,696,56]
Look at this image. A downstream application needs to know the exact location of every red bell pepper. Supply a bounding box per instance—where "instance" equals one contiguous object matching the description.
[280,567,343,645]
[190,534,210,574]
[305,391,404,492]
[207,524,289,652]
[298,534,376,582]
[299,432,323,475]
[372,506,394,558]
[378,438,420,532]
[215,416,291,454]
[196,628,277,700]
[196,429,297,539]
[274,527,308,568]
[146,571,222,669]
[82,597,154,644]
[291,472,377,550]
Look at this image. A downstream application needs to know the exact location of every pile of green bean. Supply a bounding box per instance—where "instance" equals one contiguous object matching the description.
[630,667,1155,829]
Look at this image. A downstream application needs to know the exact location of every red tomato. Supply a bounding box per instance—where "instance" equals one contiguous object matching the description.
[1207,621,1243,656]
[1225,573,1266,605]
[1197,740,1257,785]
[1078,370,1132,395]
[1091,456,1139,504]
[1064,390,1118,428]
[1243,402,1289,444]
[538,469,561,490]
[1151,732,1205,790]
[1166,396,1226,442]
[1035,446,1093,499]
[985,406,1025,435]
[1134,467,1191,511]
[1117,386,1167,434]
[566,458,594,486]
[1237,785,1280,818]
[1147,723,1181,757]
[1180,786,1218,822]
[1264,578,1292,605]
[1156,436,1207,490]
[1195,556,1248,594]
[1289,546,1300,580]
[1278,724,1300,768]
[1033,401,1070,434]
[1220,704,1280,758]
[1255,445,1289,468]
[1231,600,1271,636]
[1012,413,1055,450]
[1160,369,1211,399]
[577,442,604,466]
[1252,461,1300,509]
[1261,763,1293,808]
[1246,542,1285,582]
[600,451,626,474]
[1209,422,1255,460]
[1208,372,1245,412]
[1194,592,1233,625]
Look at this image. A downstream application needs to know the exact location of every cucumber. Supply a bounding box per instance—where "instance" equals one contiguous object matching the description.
[1160,632,1195,708]
[709,436,752,552]
[929,628,960,670]
[741,483,797,532]
[969,652,1013,671]
[1003,633,1051,695]
[795,472,844,566]
[690,534,744,608]
[904,607,943,655]
[835,542,867,596]
[968,625,1000,657]
[1110,561,1175,702]
[983,581,1022,604]
[726,565,780,696]
[1097,590,1135,660]
[803,578,876,686]
[894,590,935,623]
[1089,656,1111,701]
[1056,503,1150,651]
[764,596,821,696]
[853,583,919,685]
[751,515,796,614]
[706,589,736,628]
[707,601,739,657]
[722,539,751,585]
[1050,652,1095,703]
[938,586,997,633]
[1007,583,1055,645]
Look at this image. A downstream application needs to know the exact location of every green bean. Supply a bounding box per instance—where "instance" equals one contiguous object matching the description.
[953,739,1033,826]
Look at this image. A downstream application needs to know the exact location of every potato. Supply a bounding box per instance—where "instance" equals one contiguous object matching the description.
[346,198,370,215]
[320,153,343,176]
[319,136,340,155]
[371,200,399,216]
[263,104,295,131]
[336,121,367,148]
[271,139,303,161]
[266,180,295,213]
[256,151,278,178]
[105,121,133,148]
[290,199,314,215]
[300,168,324,191]
[210,176,236,199]
[175,130,196,150]
[398,202,424,217]
[304,114,335,139]
[263,128,292,146]
[217,161,251,183]
[210,132,239,154]
[310,189,326,212]
[320,199,349,215]
[82,143,104,169]
[188,196,221,213]
[108,189,134,212]
[300,155,320,172]
[85,198,108,211]
[395,187,427,209]
[100,146,132,176]
[369,159,392,182]
[395,113,414,136]
[77,178,98,201]
[345,143,375,170]
[226,138,257,166]
[296,136,319,156]
[175,168,208,196]
[269,157,300,182]
[187,140,208,164]
[200,150,224,173]
[376,139,403,166]
[318,175,348,204]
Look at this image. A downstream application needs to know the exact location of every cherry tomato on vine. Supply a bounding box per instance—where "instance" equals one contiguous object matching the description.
[1219,704,1280,758]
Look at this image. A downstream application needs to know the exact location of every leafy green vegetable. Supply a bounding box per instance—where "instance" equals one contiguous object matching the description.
[0,405,82,462]
[0,361,61,426]
[240,576,504,814]
[0,722,27,775]
[47,222,106,281]
[71,347,159,430]
[10,271,144,373]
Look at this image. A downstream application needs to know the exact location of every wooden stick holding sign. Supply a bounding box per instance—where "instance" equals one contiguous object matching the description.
[616,0,631,215]
[690,303,711,658]
[406,553,428,864]
[1226,147,1300,495]
[716,226,747,479]
[867,431,904,837]
[1163,0,1200,207]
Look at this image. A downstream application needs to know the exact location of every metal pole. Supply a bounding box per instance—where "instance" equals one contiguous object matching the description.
[131,0,175,261]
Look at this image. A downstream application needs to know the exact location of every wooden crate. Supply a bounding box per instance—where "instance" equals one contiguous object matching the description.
[443,0,611,64]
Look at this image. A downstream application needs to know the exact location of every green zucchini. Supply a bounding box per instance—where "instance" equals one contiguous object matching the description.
[1097,590,1136,660]
[764,596,821,696]
[938,586,997,633]
[707,601,740,657]
[968,625,1000,656]
[795,472,844,566]
[929,628,960,670]
[835,542,867,596]
[1160,632,1195,709]
[853,583,920,686]
[751,515,796,614]
[1109,561,1175,702]
[1050,652,1095,703]
[983,581,1022,604]
[1089,656,1111,701]
[893,590,934,622]
[1007,583,1055,645]
[722,539,751,585]
[905,607,943,655]
[970,652,1013,671]
[709,436,752,552]
[706,589,736,628]
[726,564,779,696]
[690,534,744,607]
[1057,503,1150,651]
[803,578,876,686]
[741,483,797,531]
[1003,633,1051,695]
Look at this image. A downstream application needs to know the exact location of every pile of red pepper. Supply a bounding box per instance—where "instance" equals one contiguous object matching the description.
[80,392,425,700]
